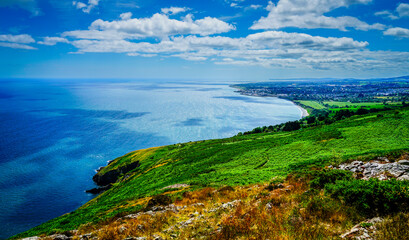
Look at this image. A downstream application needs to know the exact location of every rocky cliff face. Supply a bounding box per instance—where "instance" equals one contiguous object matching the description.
[92,161,141,186]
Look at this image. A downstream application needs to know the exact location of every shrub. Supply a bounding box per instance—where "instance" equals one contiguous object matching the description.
[310,169,353,189]
[325,179,409,217]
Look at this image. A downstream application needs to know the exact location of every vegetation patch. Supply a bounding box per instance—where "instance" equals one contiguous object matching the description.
[14,107,409,239]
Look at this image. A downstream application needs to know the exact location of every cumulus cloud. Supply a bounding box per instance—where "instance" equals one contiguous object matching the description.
[73,0,99,14]
[397,3,409,18]
[251,0,385,31]
[0,0,40,15]
[38,37,69,45]
[61,27,409,72]
[375,3,409,20]
[161,7,190,15]
[384,27,409,39]
[83,13,235,38]
[0,34,36,49]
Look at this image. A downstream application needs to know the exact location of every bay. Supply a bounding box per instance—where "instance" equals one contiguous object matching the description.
[0,79,302,239]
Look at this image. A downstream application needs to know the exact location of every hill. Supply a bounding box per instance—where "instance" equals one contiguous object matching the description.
[14,106,409,239]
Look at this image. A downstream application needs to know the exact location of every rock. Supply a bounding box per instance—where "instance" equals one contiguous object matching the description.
[96,166,105,172]
[119,226,127,233]
[49,234,71,240]
[93,161,140,186]
[340,217,383,239]
[86,184,111,194]
[192,203,205,208]
[21,237,40,240]
[153,235,163,240]
[179,218,195,228]
[78,233,92,240]
[161,184,190,190]
[398,174,409,181]
[335,159,409,181]
[145,195,172,210]
[398,160,409,165]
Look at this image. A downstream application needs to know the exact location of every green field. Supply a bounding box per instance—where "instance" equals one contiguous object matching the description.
[323,101,400,107]
[295,100,326,109]
[14,107,409,239]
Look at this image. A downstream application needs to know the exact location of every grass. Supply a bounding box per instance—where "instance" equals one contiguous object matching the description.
[323,101,402,108]
[13,106,409,239]
[36,178,358,240]
[295,100,326,109]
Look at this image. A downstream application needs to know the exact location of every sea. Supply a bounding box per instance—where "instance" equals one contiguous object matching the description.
[0,78,302,239]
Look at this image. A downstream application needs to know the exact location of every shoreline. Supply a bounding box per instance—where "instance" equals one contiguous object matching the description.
[295,104,310,118]
[231,87,309,118]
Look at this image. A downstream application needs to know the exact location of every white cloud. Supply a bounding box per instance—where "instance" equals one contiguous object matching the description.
[0,34,36,49]
[0,42,37,50]
[120,12,132,20]
[86,13,235,38]
[384,27,409,39]
[38,37,69,45]
[249,5,262,10]
[375,3,409,20]
[0,34,35,43]
[375,10,398,20]
[62,28,409,72]
[73,0,99,14]
[251,0,384,31]
[397,3,409,18]
[63,29,131,40]
[161,7,190,15]
[230,3,242,8]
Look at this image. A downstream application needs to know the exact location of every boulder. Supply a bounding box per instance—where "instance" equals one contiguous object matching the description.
[398,160,409,165]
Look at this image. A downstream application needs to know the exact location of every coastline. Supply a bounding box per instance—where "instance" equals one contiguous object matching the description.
[295,104,310,118]
[230,86,309,118]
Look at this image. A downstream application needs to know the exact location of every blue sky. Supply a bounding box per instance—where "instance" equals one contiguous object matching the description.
[0,0,408,80]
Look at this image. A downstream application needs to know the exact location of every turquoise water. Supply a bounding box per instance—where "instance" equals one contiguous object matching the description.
[0,79,301,239]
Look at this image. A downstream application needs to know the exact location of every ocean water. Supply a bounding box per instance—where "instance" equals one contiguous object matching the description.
[0,79,301,239]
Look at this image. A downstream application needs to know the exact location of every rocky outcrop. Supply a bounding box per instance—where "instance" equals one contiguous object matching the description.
[330,159,409,180]
[340,217,383,239]
[92,161,140,186]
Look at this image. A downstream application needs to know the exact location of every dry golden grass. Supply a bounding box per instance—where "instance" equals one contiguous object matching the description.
[67,177,357,240]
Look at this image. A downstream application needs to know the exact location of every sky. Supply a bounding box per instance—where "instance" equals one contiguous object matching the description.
[0,0,408,80]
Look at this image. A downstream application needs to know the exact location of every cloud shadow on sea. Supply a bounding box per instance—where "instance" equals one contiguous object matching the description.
[176,118,204,126]
[29,109,150,120]
[213,96,265,103]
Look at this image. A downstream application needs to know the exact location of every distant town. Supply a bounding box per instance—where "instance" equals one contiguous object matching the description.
[232,76,409,103]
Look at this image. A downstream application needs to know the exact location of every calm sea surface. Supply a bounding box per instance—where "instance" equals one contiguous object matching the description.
[0,79,301,239]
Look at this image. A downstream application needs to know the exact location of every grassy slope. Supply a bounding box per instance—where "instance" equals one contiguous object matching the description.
[295,100,326,109]
[14,107,409,239]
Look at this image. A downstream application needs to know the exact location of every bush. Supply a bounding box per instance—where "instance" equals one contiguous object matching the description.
[310,169,352,189]
[325,179,409,217]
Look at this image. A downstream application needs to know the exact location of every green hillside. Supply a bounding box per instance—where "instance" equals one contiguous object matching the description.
[14,107,409,239]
